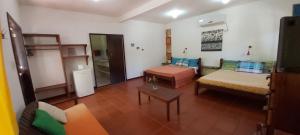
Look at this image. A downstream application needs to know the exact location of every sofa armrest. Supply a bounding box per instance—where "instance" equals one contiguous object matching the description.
[64,104,109,135]
[19,102,46,135]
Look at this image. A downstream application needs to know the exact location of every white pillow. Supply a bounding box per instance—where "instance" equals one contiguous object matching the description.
[38,102,67,123]
[176,60,183,66]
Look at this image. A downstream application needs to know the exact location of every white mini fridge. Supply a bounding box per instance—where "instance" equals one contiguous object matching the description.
[73,68,95,97]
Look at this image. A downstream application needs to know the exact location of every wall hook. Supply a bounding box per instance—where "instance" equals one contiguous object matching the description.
[1,29,7,39]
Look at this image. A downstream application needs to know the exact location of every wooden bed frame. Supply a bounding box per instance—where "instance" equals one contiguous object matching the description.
[195,58,267,100]
[144,58,202,88]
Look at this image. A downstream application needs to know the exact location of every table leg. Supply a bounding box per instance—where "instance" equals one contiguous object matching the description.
[74,98,78,105]
[138,91,141,105]
[177,97,180,115]
[167,102,170,121]
[148,96,151,103]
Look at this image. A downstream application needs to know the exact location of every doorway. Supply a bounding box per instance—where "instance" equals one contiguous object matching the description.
[7,13,36,104]
[90,34,126,87]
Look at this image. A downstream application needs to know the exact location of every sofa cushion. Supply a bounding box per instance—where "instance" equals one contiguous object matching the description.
[64,104,109,135]
[38,101,67,123]
[32,109,66,135]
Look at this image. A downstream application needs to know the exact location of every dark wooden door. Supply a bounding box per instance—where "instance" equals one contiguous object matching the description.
[7,13,36,105]
[107,35,126,84]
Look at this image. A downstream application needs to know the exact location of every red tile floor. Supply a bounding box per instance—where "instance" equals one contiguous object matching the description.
[57,78,265,135]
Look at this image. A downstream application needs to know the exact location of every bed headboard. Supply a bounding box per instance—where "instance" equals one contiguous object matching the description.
[198,58,223,76]
[170,57,203,76]
[219,58,224,69]
[197,58,202,76]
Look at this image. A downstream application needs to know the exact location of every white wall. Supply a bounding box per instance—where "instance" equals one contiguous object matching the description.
[20,6,122,71]
[0,0,25,118]
[167,0,299,66]
[20,5,165,85]
[123,20,165,78]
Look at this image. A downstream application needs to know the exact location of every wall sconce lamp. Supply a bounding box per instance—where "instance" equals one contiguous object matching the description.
[182,48,188,54]
[246,45,252,56]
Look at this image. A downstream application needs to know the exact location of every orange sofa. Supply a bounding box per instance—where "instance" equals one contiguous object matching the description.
[64,104,109,135]
[19,102,109,135]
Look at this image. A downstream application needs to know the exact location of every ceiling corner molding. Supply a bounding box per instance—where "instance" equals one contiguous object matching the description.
[119,0,172,22]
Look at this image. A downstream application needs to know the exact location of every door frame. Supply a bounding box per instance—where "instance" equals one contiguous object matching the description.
[89,33,127,88]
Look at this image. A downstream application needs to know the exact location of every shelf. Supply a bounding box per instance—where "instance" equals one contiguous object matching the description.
[27,48,60,51]
[35,83,67,93]
[62,55,89,59]
[42,93,78,105]
[60,44,88,64]
[25,44,60,47]
[25,44,60,50]
[61,44,87,47]
[23,33,60,38]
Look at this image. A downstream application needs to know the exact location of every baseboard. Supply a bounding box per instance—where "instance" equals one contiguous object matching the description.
[126,76,144,81]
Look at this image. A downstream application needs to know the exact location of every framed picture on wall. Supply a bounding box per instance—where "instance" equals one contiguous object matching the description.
[201,29,223,51]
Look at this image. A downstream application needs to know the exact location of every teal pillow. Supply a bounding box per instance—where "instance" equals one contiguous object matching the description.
[171,57,180,65]
[182,58,189,67]
[236,61,264,74]
[222,60,238,70]
[188,59,198,68]
[175,58,184,66]
[32,109,66,135]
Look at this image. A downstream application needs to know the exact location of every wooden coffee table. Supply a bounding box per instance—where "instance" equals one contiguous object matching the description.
[137,84,181,121]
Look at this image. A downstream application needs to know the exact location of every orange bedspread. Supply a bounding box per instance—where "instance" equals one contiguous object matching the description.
[145,65,195,88]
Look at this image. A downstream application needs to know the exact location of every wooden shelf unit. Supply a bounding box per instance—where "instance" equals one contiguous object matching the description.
[61,44,89,64]
[35,83,67,94]
[23,33,78,104]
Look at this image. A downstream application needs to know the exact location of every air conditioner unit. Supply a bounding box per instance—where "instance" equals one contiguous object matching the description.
[198,14,226,27]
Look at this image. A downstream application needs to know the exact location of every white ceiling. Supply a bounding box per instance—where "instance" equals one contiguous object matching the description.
[134,0,256,24]
[19,0,152,17]
[19,0,256,24]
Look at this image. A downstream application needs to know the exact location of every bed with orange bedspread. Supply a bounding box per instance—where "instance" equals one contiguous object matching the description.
[144,59,201,88]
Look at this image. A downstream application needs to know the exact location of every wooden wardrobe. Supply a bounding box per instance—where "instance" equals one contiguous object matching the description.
[265,72,300,135]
